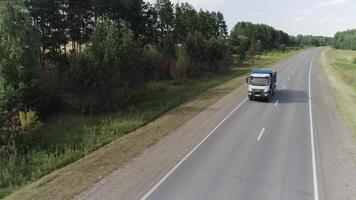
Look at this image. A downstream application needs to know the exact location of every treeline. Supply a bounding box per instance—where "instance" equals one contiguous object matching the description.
[229,22,291,62]
[291,35,332,47]
[333,29,356,50]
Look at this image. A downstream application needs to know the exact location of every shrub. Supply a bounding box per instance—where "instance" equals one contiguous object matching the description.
[18,111,42,133]
[143,45,160,82]
[170,47,190,81]
[206,37,232,71]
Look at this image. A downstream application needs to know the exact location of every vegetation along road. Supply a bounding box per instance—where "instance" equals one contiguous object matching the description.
[1,0,356,200]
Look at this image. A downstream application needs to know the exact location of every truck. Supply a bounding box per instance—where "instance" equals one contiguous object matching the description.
[246,69,277,102]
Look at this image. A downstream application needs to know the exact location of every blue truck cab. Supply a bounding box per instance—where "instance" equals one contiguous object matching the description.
[246,69,277,102]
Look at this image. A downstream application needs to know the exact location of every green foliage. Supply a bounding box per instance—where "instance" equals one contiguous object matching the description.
[170,47,190,80]
[294,35,332,47]
[206,37,232,71]
[0,1,41,111]
[24,0,67,65]
[229,21,290,64]
[142,45,160,81]
[155,0,175,37]
[186,31,206,64]
[62,19,144,113]
[333,29,356,50]
[174,3,197,42]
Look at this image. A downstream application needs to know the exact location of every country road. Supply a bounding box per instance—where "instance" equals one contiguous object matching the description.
[141,48,321,200]
[79,48,356,200]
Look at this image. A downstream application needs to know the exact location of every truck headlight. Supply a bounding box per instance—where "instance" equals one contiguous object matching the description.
[264,88,269,93]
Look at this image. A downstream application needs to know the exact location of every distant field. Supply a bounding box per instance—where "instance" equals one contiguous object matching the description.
[321,48,356,139]
[2,49,302,200]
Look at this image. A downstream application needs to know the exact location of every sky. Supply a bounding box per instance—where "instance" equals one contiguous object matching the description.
[147,0,356,37]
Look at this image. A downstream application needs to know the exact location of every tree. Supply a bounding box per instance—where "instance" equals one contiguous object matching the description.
[66,0,95,52]
[174,2,197,42]
[206,37,231,71]
[155,0,174,38]
[25,0,67,68]
[332,29,356,50]
[229,21,292,63]
[0,1,41,111]
[216,12,228,38]
[63,19,144,112]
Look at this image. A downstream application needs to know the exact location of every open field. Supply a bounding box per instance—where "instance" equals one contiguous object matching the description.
[2,49,302,200]
[321,48,356,139]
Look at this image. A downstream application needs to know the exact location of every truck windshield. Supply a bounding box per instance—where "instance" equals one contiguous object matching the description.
[250,77,270,86]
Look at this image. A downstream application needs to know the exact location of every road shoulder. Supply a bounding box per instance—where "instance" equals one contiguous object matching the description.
[312,49,356,200]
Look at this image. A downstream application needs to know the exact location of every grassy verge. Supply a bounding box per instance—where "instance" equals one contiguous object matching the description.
[2,49,302,200]
[321,48,356,139]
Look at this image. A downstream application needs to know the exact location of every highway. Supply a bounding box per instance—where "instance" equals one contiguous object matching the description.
[142,48,323,200]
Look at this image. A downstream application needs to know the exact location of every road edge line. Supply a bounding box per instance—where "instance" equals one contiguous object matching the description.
[309,54,319,200]
[140,98,248,200]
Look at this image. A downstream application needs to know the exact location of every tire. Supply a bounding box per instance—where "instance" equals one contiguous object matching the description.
[266,91,272,102]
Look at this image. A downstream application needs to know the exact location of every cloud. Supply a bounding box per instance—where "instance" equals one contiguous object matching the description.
[301,9,312,14]
[318,18,343,24]
[250,12,264,17]
[316,0,349,7]
[295,17,304,22]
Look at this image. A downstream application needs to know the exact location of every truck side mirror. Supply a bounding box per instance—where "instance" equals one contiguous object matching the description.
[246,77,249,84]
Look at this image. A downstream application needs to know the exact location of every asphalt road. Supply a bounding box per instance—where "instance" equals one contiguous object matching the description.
[143,48,323,200]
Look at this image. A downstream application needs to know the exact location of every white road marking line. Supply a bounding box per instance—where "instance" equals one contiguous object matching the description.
[274,100,279,107]
[257,128,266,141]
[288,77,290,80]
[140,98,248,200]
[141,51,308,200]
[308,55,319,200]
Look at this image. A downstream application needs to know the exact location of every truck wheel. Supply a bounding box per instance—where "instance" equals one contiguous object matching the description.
[266,92,272,102]
[249,96,253,101]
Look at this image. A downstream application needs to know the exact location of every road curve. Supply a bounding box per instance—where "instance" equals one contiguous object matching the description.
[142,48,324,200]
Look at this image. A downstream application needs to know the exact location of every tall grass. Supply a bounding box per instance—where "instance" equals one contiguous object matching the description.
[323,49,356,140]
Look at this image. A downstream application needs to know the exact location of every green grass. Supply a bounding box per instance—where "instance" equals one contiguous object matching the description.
[321,48,356,139]
[0,49,301,199]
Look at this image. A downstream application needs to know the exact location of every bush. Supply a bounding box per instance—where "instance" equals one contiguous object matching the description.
[170,47,190,81]
[143,45,160,82]
[18,111,41,133]
[206,37,232,71]
[278,44,287,52]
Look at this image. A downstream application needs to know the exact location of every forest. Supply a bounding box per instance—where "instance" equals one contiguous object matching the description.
[333,29,356,50]
[0,0,331,198]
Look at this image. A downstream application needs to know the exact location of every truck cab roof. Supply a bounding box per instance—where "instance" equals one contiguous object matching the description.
[251,69,275,74]
[250,73,271,78]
